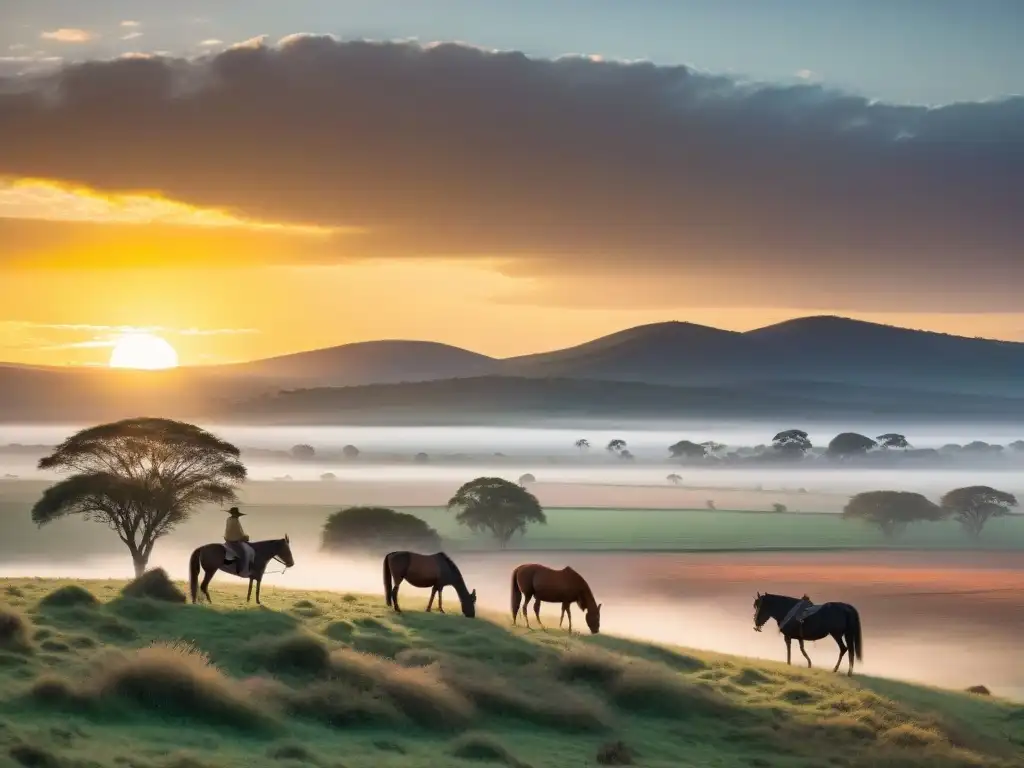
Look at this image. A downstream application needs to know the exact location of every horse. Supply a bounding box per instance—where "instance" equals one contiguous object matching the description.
[188,536,294,605]
[511,563,601,634]
[383,551,477,617]
[753,592,863,676]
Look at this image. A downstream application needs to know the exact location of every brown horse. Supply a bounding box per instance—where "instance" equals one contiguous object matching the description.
[511,563,601,634]
[383,551,477,617]
[188,536,294,605]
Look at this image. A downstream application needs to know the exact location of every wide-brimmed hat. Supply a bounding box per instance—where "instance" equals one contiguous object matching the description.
[228,507,245,517]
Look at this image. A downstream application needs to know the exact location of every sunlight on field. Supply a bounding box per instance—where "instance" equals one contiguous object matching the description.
[1,576,1021,768]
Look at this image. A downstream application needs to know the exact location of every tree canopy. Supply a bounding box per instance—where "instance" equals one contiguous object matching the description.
[772,429,812,457]
[940,486,1018,538]
[842,490,944,537]
[877,433,911,449]
[606,439,626,453]
[669,440,706,460]
[33,418,246,576]
[321,506,441,553]
[447,476,546,548]
[290,444,315,460]
[827,432,878,458]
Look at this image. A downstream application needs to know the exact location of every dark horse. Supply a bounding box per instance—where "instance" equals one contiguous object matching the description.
[753,592,863,676]
[383,551,477,617]
[511,563,602,634]
[189,536,294,605]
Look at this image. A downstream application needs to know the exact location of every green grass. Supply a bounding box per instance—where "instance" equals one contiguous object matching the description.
[1,577,1022,768]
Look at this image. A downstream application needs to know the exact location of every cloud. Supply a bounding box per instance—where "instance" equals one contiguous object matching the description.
[121,32,144,42]
[39,28,94,43]
[0,320,258,354]
[120,21,141,29]
[198,39,224,47]
[0,35,1022,311]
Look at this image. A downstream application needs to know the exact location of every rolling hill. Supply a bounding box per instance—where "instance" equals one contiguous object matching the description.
[2,315,1024,422]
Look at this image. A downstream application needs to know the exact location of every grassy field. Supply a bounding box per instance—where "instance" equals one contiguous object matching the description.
[3,496,1024,563]
[1,577,1023,768]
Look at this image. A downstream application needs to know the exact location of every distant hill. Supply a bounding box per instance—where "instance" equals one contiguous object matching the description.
[2,315,1024,422]
[499,316,1024,396]
[211,340,496,386]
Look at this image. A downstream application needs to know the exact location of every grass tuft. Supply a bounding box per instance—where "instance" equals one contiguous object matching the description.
[450,732,523,765]
[266,741,321,764]
[119,569,186,603]
[8,742,66,768]
[38,585,98,609]
[0,605,32,653]
[248,632,331,676]
[595,740,634,766]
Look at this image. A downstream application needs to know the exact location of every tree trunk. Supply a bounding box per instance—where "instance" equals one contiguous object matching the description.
[131,551,149,579]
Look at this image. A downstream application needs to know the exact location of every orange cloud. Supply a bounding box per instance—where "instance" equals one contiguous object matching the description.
[40,29,94,43]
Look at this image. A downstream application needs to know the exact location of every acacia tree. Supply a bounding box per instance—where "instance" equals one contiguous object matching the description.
[33,418,247,577]
[447,476,546,548]
[842,490,944,538]
[574,439,590,452]
[606,439,626,454]
[940,486,1018,538]
[877,433,911,450]
[669,440,706,460]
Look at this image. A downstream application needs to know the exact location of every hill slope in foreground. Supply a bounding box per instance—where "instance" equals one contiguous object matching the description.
[1,578,1022,768]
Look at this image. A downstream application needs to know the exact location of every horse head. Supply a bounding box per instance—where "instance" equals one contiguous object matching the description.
[279,534,295,568]
[460,587,478,618]
[753,591,770,632]
[585,602,602,634]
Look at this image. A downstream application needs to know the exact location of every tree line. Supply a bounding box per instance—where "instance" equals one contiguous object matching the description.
[843,486,1018,538]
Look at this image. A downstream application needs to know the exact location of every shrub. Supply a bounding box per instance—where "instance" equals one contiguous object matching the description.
[321,507,442,553]
[120,568,186,603]
[596,740,634,765]
[39,585,98,609]
[248,632,331,676]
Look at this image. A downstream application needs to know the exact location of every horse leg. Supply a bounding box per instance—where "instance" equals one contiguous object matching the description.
[200,567,215,603]
[533,598,544,629]
[426,587,436,612]
[247,578,254,603]
[392,577,403,613]
[559,603,566,627]
[256,578,263,605]
[831,632,847,674]
[785,636,792,665]
[437,586,445,613]
[521,588,532,628]
[798,638,812,668]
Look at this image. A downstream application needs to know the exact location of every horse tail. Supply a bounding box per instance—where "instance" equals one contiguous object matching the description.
[189,547,201,604]
[847,605,863,662]
[383,553,394,607]
[511,566,523,621]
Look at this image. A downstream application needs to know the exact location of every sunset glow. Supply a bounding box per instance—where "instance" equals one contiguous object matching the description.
[108,333,179,370]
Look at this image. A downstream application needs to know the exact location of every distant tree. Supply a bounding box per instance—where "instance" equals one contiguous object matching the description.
[321,507,441,553]
[877,433,911,450]
[341,444,360,461]
[33,418,246,577]
[706,499,717,510]
[772,430,812,458]
[447,477,546,548]
[290,444,315,461]
[1008,440,1024,452]
[842,491,944,538]
[320,472,337,481]
[518,473,536,486]
[772,503,788,513]
[827,433,878,459]
[700,441,726,457]
[575,439,590,452]
[666,474,682,485]
[414,452,430,464]
[961,441,998,455]
[940,443,962,454]
[940,486,1018,538]
[619,449,635,461]
[606,439,626,454]
[669,440,706,460]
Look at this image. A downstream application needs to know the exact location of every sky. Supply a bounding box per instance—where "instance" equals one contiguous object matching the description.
[0,0,1022,367]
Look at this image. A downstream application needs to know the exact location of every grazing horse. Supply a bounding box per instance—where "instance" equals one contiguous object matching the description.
[383,551,477,617]
[189,536,294,605]
[511,563,602,634]
[753,592,863,676]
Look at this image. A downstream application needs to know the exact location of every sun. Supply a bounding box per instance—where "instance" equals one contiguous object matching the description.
[108,332,180,370]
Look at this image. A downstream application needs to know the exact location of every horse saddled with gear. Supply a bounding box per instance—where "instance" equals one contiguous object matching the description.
[753,591,863,676]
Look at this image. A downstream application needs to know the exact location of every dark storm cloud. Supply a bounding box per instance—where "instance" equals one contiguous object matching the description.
[0,35,1022,310]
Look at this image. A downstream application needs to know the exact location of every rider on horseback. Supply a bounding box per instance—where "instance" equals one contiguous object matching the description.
[224,506,251,576]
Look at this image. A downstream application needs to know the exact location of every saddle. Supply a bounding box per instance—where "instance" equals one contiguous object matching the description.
[223,541,255,576]
[780,598,823,636]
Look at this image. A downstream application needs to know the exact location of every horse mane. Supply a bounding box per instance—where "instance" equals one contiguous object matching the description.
[436,552,471,600]
[566,567,597,612]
